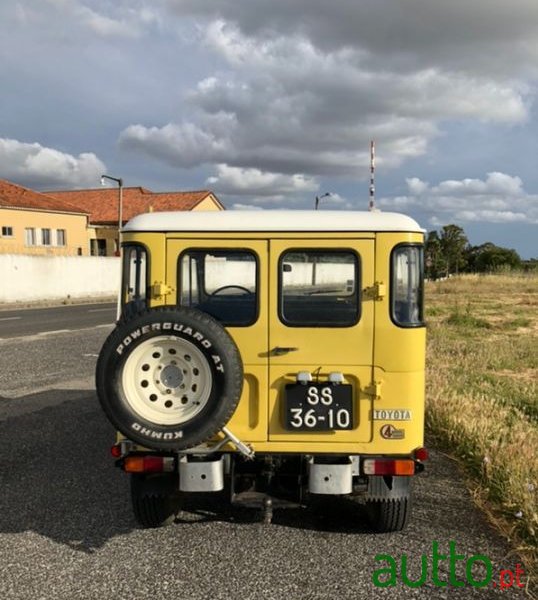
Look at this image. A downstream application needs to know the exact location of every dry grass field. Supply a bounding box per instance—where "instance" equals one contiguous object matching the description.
[425,273,537,571]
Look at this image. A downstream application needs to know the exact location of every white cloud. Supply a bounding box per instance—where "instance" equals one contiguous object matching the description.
[119,120,234,168]
[119,8,532,186]
[169,0,538,78]
[406,178,429,196]
[206,164,318,196]
[230,203,263,210]
[0,138,106,189]
[380,172,538,225]
[44,0,158,38]
[455,210,528,223]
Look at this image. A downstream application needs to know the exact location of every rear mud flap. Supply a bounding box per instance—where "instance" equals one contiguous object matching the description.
[365,475,410,501]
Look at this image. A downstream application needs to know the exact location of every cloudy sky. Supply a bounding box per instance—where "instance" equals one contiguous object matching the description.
[1,0,537,257]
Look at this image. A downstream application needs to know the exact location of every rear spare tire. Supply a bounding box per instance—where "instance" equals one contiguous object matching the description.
[96,306,243,451]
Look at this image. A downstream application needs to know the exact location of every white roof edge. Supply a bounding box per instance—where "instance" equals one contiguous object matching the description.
[123,210,424,233]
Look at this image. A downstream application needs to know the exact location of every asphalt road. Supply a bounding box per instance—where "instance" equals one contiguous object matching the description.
[0,305,532,599]
[0,302,116,339]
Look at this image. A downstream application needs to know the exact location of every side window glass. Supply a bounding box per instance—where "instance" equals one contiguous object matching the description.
[280,251,359,327]
[391,245,424,326]
[179,250,257,327]
[122,245,148,314]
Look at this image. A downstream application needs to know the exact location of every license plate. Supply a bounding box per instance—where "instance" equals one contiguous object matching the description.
[284,383,353,431]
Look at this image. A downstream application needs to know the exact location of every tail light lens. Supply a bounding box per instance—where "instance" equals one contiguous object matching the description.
[415,447,429,461]
[123,456,175,473]
[363,458,415,476]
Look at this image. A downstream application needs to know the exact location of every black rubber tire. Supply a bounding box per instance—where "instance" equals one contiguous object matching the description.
[96,306,243,451]
[366,496,411,533]
[131,473,180,528]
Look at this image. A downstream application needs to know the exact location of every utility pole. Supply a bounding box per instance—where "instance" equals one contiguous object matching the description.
[101,174,123,256]
[315,192,331,210]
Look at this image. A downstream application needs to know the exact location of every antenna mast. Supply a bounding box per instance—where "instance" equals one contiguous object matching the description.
[368,140,375,211]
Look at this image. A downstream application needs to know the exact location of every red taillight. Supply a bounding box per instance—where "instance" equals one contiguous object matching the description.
[415,447,429,461]
[123,456,174,473]
[363,458,415,476]
[110,444,122,458]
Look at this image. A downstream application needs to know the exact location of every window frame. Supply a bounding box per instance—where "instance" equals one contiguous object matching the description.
[41,228,51,246]
[390,243,425,328]
[278,248,361,328]
[121,243,150,310]
[1,226,14,237]
[56,229,67,246]
[177,248,260,328]
[24,228,36,246]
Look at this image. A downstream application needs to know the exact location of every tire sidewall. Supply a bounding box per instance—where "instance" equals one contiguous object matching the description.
[96,307,242,450]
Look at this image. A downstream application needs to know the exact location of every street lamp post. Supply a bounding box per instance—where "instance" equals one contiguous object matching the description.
[315,192,331,210]
[101,174,123,256]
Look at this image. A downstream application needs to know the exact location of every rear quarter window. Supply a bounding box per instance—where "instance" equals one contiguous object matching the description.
[391,244,424,327]
[121,244,149,318]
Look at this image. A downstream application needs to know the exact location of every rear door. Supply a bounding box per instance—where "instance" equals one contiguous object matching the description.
[268,238,375,443]
[166,238,269,441]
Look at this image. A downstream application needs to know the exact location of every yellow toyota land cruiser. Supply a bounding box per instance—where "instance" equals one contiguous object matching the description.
[96,210,427,530]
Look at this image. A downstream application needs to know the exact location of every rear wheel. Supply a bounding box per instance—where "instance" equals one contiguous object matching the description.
[366,496,411,532]
[131,473,181,528]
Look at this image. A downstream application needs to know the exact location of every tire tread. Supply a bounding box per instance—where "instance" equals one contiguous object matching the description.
[368,497,411,533]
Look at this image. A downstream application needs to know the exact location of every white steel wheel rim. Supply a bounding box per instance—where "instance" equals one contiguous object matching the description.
[121,335,213,426]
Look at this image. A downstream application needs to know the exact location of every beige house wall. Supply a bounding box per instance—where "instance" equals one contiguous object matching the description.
[89,226,118,256]
[193,196,222,211]
[0,208,89,256]
[0,194,223,257]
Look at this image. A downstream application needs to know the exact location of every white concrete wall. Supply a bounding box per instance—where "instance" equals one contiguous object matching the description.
[0,255,356,304]
[0,255,121,303]
[183,259,355,292]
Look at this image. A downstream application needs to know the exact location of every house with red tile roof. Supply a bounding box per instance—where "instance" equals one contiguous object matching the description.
[47,187,224,256]
[0,179,90,256]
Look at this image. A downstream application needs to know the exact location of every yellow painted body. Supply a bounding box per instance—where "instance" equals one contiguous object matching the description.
[120,228,425,456]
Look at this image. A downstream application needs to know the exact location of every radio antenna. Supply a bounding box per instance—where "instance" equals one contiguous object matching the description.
[368,140,376,211]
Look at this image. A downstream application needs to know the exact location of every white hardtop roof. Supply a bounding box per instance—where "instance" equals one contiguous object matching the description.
[123,210,423,233]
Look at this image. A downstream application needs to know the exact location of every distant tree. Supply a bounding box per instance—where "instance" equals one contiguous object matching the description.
[466,242,496,272]
[425,230,446,279]
[474,245,522,272]
[522,258,538,272]
[440,224,468,276]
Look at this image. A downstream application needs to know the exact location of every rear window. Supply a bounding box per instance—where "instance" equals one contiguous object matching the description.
[391,244,424,327]
[279,250,360,327]
[179,249,258,327]
[121,244,148,316]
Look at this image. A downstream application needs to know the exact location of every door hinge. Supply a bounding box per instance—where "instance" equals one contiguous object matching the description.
[151,282,174,299]
[363,281,386,301]
[365,380,382,399]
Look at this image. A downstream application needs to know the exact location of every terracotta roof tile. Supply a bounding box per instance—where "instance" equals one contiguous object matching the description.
[47,187,222,225]
[0,179,88,215]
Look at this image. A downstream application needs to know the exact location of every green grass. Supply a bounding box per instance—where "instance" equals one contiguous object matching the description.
[445,311,492,329]
[425,273,538,575]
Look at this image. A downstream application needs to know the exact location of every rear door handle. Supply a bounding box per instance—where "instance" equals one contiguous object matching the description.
[271,346,299,356]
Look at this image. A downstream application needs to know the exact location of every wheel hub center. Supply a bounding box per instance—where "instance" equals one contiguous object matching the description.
[161,365,184,389]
